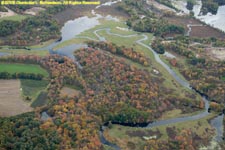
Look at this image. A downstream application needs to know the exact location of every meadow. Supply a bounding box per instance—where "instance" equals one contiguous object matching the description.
[0,63,49,77]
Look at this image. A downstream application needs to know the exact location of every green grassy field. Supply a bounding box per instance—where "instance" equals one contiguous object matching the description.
[54,19,142,49]
[20,79,48,102]
[53,38,88,49]
[0,15,28,22]
[0,63,49,77]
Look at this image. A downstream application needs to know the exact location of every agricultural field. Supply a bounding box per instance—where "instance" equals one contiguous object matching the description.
[0,63,49,77]
[0,63,49,108]
[0,80,33,117]
[31,91,48,108]
[0,0,224,149]
[20,79,48,102]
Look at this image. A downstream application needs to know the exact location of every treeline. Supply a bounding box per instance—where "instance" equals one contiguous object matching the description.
[0,112,61,150]
[186,0,195,10]
[0,71,44,80]
[182,60,225,104]
[0,20,19,36]
[201,0,225,15]
[7,4,66,14]
[119,0,184,37]
[108,104,149,124]
[0,55,100,149]
[75,48,159,123]
[152,39,195,58]
[151,39,166,54]
[6,5,32,13]
[0,54,85,101]
[87,41,151,66]
[48,99,102,149]
[0,47,205,149]
[155,0,178,11]
[75,48,202,124]
[0,6,8,12]
[128,17,185,37]
[0,5,66,45]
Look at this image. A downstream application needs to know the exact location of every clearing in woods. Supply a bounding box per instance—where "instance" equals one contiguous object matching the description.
[60,86,81,98]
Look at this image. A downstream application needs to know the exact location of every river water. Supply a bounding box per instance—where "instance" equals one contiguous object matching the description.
[33,1,120,61]
[27,0,223,148]
[61,16,100,42]
[34,15,100,59]
[210,114,225,142]
[147,96,209,127]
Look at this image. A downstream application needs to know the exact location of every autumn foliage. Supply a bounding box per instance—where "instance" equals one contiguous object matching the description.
[0,46,207,149]
[87,41,151,66]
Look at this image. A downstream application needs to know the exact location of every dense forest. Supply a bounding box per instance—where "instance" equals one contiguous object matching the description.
[0,42,205,149]
[118,0,184,37]
[0,20,19,36]
[86,41,151,66]
[0,5,66,45]
[0,0,224,149]
[75,48,203,123]
[186,0,195,10]
[201,0,225,14]
[0,54,96,149]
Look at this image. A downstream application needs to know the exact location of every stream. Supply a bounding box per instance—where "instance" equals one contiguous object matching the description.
[94,28,224,146]
[2,0,222,149]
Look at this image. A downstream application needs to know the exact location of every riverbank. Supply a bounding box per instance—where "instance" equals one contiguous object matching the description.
[0,0,224,149]
[33,1,225,149]
[103,113,218,150]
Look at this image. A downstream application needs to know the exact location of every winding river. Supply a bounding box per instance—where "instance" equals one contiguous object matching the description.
[39,24,224,148]
[94,28,224,147]
[1,0,223,149]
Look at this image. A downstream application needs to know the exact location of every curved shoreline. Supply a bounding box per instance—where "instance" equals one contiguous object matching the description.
[92,28,224,144]
[2,0,223,148]
[34,25,223,148]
